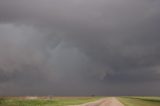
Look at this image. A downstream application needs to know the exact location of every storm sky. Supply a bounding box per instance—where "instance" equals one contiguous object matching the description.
[0,0,160,96]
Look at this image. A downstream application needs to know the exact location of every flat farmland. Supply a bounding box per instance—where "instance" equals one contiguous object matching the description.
[118,97,160,106]
[0,96,101,106]
[1,96,160,106]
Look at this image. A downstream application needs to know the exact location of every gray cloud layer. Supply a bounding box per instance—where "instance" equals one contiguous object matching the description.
[0,0,160,96]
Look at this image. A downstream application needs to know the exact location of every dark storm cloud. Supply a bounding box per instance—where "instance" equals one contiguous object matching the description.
[0,0,160,96]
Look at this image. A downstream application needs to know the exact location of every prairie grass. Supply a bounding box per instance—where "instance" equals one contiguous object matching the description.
[118,96,160,106]
[0,97,101,106]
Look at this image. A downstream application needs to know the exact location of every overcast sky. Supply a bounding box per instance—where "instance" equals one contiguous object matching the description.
[0,0,160,96]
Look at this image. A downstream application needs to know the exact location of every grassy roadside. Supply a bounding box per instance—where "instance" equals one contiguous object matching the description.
[0,97,101,106]
[118,97,160,106]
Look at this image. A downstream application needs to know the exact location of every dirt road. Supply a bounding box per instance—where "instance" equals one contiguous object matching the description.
[70,97,124,106]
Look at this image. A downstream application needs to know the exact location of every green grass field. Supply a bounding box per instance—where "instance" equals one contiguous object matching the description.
[1,96,160,106]
[0,97,100,106]
[118,97,160,106]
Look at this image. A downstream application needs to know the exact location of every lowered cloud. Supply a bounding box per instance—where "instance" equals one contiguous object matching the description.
[0,0,160,96]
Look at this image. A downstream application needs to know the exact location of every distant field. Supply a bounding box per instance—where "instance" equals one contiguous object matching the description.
[0,96,101,106]
[118,96,160,106]
[1,96,160,106]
